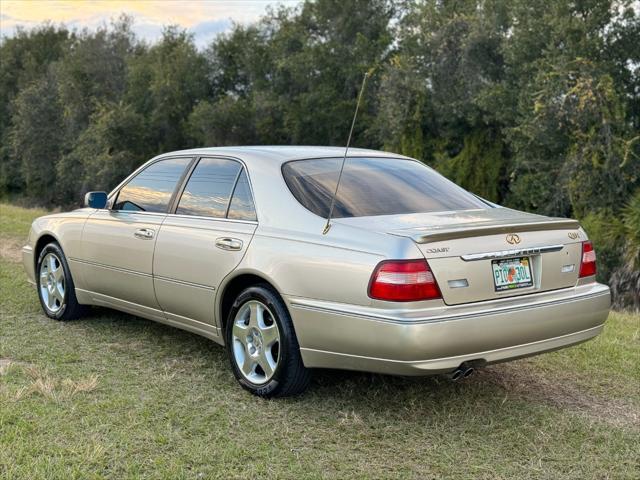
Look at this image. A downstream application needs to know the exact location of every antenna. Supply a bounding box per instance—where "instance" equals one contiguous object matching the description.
[323,71,370,235]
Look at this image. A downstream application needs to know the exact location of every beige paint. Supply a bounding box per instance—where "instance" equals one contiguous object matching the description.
[78,210,165,309]
[153,215,257,325]
[22,146,611,375]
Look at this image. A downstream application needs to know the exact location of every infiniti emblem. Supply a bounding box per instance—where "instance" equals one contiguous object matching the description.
[506,233,521,245]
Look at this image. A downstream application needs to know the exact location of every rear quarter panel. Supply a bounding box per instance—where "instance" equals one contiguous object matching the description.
[232,222,422,306]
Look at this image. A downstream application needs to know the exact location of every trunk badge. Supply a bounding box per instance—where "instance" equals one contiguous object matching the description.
[506,233,521,245]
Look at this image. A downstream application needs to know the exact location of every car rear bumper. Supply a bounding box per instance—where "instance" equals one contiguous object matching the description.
[287,282,611,375]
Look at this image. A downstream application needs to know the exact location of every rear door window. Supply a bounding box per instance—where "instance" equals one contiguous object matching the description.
[227,169,257,221]
[282,157,488,218]
[176,158,242,218]
[113,157,191,213]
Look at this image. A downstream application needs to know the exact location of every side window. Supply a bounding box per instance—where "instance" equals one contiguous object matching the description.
[113,157,191,213]
[227,169,257,221]
[176,158,242,218]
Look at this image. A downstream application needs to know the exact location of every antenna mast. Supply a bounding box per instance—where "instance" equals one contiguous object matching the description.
[323,71,370,235]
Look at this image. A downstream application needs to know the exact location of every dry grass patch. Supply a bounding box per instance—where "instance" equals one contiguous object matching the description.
[1,362,99,402]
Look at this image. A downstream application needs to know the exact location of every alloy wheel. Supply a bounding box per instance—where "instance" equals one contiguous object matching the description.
[231,300,281,384]
[39,252,66,313]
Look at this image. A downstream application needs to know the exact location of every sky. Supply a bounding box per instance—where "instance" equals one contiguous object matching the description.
[0,0,303,48]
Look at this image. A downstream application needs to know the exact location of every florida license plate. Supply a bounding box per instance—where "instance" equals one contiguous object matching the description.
[492,257,533,291]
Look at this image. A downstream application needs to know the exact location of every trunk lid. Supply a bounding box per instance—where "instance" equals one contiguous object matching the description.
[336,207,584,305]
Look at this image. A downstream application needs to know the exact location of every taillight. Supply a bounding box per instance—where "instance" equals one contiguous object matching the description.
[368,259,441,302]
[579,241,597,278]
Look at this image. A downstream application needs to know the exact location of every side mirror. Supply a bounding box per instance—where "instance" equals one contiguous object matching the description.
[84,191,108,209]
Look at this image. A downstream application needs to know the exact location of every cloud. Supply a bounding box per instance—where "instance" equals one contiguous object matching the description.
[191,19,233,47]
[0,1,301,47]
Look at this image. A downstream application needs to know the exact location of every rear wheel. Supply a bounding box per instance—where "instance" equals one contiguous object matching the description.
[226,285,311,397]
[36,242,88,320]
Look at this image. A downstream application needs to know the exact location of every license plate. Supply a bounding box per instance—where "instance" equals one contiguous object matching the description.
[492,257,533,291]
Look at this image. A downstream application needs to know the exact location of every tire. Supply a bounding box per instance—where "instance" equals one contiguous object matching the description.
[36,242,88,321]
[225,284,311,397]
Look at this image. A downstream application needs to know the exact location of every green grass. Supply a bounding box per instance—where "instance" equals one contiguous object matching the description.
[1,204,639,479]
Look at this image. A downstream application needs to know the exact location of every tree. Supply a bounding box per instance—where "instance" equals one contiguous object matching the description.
[126,26,208,152]
[0,24,70,196]
[56,101,148,204]
[9,69,64,205]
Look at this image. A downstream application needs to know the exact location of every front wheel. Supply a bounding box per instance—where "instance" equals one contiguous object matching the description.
[226,285,311,397]
[36,242,88,320]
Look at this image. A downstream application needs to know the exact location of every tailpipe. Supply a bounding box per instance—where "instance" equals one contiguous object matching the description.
[448,363,475,382]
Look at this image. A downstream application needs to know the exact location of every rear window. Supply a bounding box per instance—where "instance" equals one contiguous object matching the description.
[282,157,488,218]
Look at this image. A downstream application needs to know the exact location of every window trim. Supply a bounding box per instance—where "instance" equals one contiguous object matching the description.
[108,155,196,213]
[170,155,258,222]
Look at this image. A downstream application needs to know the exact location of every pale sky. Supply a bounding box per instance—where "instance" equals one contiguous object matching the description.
[0,0,303,47]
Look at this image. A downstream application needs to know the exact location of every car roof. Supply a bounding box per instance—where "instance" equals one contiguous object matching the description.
[157,146,411,165]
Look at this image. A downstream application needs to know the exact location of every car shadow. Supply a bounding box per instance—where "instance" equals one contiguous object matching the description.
[71,305,592,421]
[75,307,496,393]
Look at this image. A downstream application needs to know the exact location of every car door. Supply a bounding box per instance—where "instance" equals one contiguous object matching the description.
[153,157,258,330]
[78,156,193,315]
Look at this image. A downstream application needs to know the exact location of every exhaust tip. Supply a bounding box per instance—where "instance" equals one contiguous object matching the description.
[448,363,476,382]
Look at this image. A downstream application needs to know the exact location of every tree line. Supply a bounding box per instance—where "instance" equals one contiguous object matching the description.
[0,0,638,307]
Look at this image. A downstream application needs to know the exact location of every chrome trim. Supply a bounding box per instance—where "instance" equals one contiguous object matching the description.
[69,258,152,278]
[165,213,258,225]
[153,274,216,291]
[215,237,243,251]
[100,210,167,219]
[460,244,564,261]
[134,228,155,239]
[289,288,610,326]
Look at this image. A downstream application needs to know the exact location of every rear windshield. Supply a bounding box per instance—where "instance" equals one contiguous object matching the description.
[282,157,488,218]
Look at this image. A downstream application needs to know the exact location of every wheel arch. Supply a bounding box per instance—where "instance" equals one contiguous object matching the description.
[34,233,61,269]
[216,270,284,339]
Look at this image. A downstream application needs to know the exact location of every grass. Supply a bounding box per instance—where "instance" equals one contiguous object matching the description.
[1,202,639,479]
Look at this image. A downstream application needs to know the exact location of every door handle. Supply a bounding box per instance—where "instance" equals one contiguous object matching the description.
[215,237,243,251]
[134,228,155,240]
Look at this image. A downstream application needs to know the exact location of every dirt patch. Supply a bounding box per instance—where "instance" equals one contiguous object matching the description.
[0,236,23,263]
[478,363,639,429]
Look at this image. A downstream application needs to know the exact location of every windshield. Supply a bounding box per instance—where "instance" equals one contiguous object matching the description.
[282,157,489,218]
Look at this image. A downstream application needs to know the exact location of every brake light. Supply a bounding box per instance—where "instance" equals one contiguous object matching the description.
[579,241,597,278]
[368,259,441,302]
